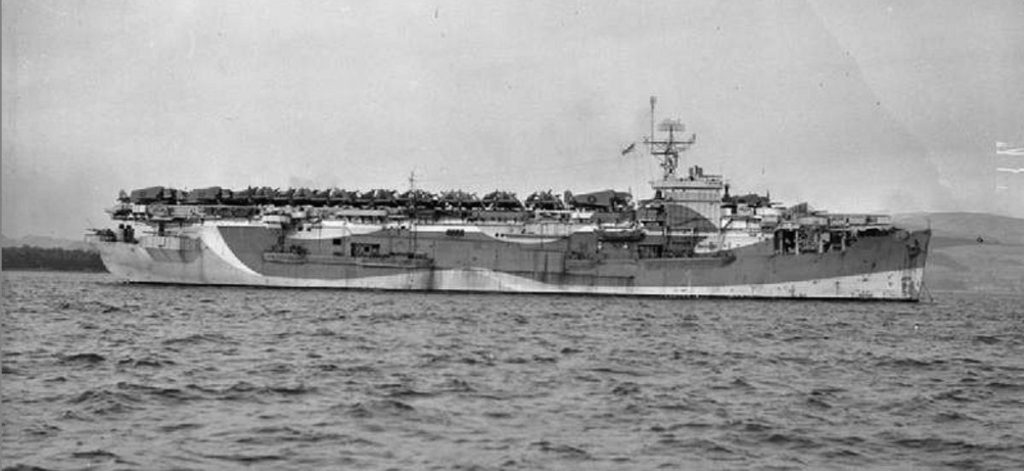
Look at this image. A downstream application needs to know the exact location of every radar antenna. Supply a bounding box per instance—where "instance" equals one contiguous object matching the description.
[643,117,696,180]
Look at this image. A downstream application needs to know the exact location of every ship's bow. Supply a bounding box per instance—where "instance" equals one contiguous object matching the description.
[900,229,931,301]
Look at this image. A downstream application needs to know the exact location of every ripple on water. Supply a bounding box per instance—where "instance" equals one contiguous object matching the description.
[2,272,1023,470]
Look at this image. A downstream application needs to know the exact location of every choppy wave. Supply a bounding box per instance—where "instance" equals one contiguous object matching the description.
[2,271,1023,470]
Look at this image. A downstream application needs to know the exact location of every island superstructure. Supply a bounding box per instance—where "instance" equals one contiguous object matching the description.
[88,109,930,300]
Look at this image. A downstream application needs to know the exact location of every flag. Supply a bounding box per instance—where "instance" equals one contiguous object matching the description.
[621,142,636,156]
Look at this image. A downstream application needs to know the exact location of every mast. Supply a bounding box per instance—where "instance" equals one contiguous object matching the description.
[644,119,696,180]
[407,170,418,253]
[641,97,697,180]
[649,96,657,154]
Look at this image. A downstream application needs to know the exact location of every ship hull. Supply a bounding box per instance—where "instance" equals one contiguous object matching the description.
[94,224,931,301]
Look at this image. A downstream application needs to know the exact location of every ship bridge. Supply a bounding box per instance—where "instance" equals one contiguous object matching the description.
[651,165,724,231]
[643,115,724,231]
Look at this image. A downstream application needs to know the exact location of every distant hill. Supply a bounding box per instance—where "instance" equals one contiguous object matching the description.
[1,234,94,251]
[893,212,1024,294]
[893,212,1024,247]
[2,233,104,272]
[2,245,106,272]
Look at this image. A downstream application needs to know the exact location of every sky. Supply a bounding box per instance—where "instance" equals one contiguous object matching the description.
[3,0,1023,239]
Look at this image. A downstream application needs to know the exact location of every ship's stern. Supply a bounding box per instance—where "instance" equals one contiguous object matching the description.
[86,229,206,284]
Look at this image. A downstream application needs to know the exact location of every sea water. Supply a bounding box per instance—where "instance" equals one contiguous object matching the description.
[2,271,1022,470]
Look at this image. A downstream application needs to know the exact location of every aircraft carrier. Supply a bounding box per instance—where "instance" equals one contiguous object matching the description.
[89,109,930,301]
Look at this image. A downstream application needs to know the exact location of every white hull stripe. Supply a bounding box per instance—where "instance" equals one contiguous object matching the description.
[194,226,260,276]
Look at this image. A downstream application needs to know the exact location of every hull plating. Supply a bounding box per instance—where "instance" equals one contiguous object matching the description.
[96,224,930,301]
